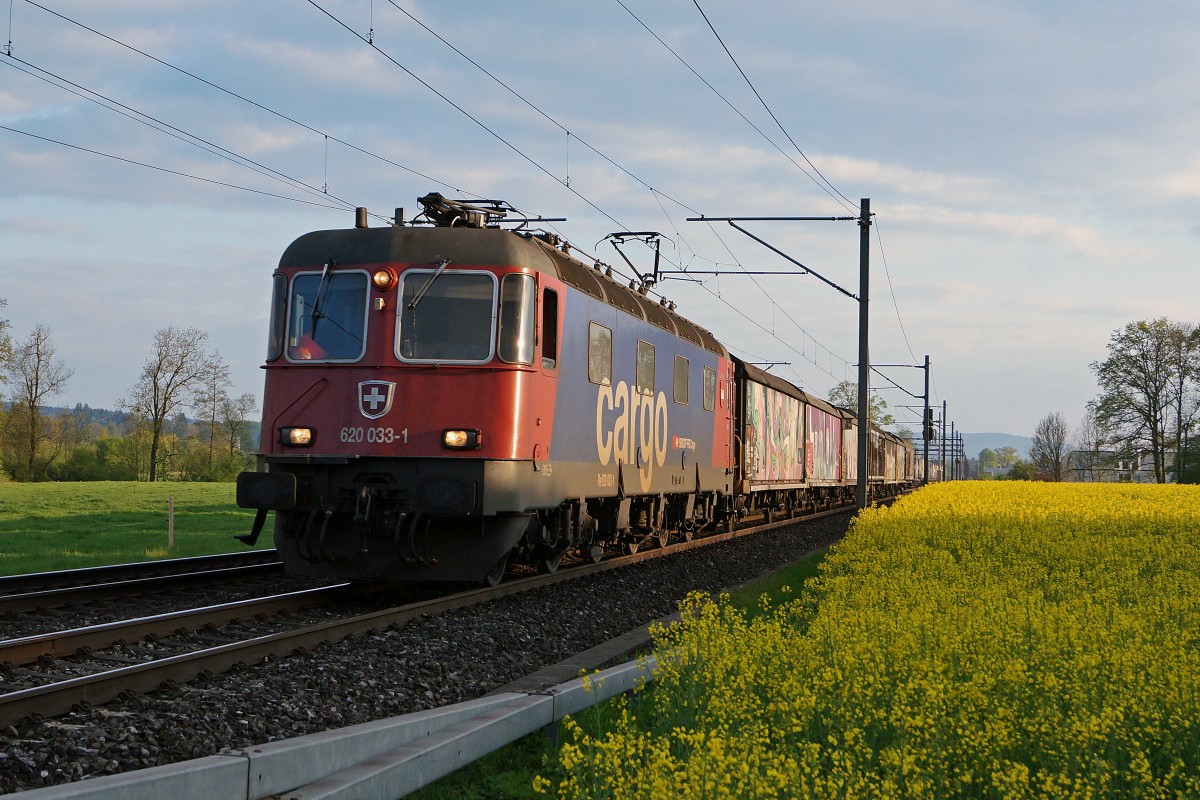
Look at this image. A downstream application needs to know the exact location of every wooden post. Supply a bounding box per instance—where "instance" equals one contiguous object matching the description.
[168,496,175,549]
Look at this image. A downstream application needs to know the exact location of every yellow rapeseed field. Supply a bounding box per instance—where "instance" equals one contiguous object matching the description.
[538,482,1200,799]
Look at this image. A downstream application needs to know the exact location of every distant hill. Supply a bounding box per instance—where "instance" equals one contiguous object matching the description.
[961,432,1033,461]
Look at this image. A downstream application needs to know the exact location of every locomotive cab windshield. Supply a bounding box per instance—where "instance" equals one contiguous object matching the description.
[397,268,496,363]
[284,269,369,361]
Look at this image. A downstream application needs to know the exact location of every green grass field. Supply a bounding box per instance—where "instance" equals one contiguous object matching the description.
[0,482,267,576]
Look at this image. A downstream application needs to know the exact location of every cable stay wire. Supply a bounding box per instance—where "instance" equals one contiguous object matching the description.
[1,55,362,213]
[689,0,858,212]
[16,0,476,205]
[0,123,349,211]
[614,0,854,214]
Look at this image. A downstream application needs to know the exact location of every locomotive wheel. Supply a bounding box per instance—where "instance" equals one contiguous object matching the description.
[483,554,509,588]
[655,530,669,549]
[623,540,639,556]
[682,526,694,543]
[583,544,604,564]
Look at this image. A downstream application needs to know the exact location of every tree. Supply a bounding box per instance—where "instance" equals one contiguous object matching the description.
[1071,408,1108,482]
[1166,323,1200,481]
[1091,318,1191,483]
[2,324,72,480]
[193,351,232,475]
[55,404,97,480]
[1003,460,1038,480]
[978,448,997,470]
[121,326,210,481]
[1030,412,1069,481]
[221,392,258,459]
[827,380,895,427]
[0,298,12,377]
[995,446,1019,468]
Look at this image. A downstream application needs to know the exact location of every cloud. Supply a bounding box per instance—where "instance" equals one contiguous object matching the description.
[886,203,1140,261]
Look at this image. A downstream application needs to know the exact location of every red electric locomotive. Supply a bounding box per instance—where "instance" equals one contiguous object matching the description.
[236,194,737,584]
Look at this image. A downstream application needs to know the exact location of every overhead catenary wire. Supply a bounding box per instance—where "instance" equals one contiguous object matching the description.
[382,0,706,220]
[690,0,857,211]
[0,123,349,211]
[873,217,918,363]
[307,0,629,233]
[312,0,855,382]
[615,0,855,215]
[15,0,475,204]
[11,0,914,397]
[0,54,363,214]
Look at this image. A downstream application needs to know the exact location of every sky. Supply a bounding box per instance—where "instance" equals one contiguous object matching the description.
[2,0,1198,438]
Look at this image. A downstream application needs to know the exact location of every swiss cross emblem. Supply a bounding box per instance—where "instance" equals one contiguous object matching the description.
[358,381,396,420]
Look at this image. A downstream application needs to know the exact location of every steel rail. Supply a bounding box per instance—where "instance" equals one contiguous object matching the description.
[0,562,286,614]
[0,549,280,595]
[0,583,356,666]
[0,503,860,728]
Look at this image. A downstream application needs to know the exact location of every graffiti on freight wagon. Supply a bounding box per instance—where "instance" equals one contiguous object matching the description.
[744,382,804,483]
[806,405,842,482]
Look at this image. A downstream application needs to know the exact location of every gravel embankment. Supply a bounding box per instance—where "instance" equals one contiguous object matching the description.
[0,514,851,794]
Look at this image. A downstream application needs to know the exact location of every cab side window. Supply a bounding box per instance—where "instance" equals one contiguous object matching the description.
[674,355,689,405]
[636,340,655,396]
[541,288,559,369]
[703,366,717,411]
[588,322,612,385]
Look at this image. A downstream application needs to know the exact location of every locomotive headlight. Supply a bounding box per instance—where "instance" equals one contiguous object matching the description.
[372,269,395,291]
[442,429,482,450]
[280,426,314,447]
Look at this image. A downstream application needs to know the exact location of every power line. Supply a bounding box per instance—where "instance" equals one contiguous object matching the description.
[17,0,475,204]
[0,124,348,211]
[15,0,877,392]
[690,0,857,211]
[873,216,918,362]
[615,0,854,214]
[1,54,361,213]
[382,1,704,220]
[307,0,629,233]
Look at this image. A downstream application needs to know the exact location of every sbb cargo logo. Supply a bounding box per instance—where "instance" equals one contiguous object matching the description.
[595,381,668,493]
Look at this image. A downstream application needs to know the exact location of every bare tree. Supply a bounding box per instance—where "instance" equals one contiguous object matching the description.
[193,351,231,475]
[1091,319,1179,483]
[221,392,258,459]
[1166,323,1200,481]
[1030,412,1069,481]
[121,326,210,481]
[56,404,96,480]
[2,324,72,480]
[1072,409,1108,481]
[0,298,12,375]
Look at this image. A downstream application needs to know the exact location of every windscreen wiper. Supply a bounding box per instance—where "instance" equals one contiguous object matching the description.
[407,259,451,310]
[309,260,335,336]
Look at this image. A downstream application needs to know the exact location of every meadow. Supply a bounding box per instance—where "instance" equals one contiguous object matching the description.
[0,482,266,575]
[540,482,1200,799]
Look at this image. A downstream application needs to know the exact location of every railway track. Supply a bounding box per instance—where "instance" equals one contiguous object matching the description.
[0,504,856,729]
[0,549,281,596]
